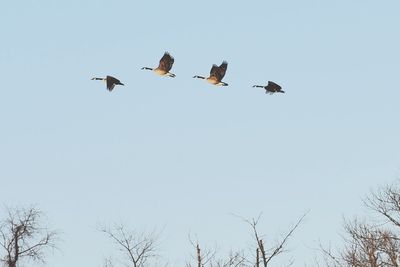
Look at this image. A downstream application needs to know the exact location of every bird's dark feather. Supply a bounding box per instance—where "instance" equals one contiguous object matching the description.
[106,76,122,91]
[265,81,282,93]
[209,61,228,81]
[218,61,228,80]
[209,64,219,79]
[158,52,174,72]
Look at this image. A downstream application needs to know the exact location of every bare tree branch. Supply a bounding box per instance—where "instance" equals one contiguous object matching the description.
[232,212,307,267]
[265,212,307,265]
[100,223,159,267]
[188,234,218,267]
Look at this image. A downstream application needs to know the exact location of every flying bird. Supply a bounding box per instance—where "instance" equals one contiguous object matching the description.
[91,76,124,92]
[193,61,228,86]
[141,52,176,77]
[253,81,284,94]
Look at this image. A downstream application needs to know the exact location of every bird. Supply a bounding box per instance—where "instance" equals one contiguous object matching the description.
[253,81,284,94]
[141,52,176,77]
[91,76,124,92]
[193,61,228,86]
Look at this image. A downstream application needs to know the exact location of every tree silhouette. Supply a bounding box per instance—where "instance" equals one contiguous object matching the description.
[0,207,57,267]
[321,181,400,266]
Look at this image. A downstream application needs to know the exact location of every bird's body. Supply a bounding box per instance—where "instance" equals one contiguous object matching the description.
[253,81,284,94]
[91,76,124,91]
[206,77,222,85]
[142,52,176,77]
[193,61,228,86]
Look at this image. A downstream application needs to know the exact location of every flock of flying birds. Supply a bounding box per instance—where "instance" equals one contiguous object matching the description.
[91,52,284,94]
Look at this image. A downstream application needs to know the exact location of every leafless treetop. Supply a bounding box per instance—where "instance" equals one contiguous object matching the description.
[100,223,159,267]
[0,206,57,267]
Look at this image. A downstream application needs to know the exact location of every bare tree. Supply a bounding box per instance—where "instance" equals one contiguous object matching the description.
[364,181,400,229]
[186,235,248,267]
[101,212,305,267]
[320,181,400,266]
[209,250,248,267]
[234,212,307,267]
[186,235,217,267]
[186,213,306,267]
[0,206,57,267]
[100,224,159,267]
[341,219,400,267]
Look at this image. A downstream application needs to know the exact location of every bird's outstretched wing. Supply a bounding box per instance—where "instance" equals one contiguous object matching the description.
[158,52,174,72]
[267,81,282,92]
[217,61,228,80]
[106,76,120,91]
[209,64,219,79]
[209,61,228,81]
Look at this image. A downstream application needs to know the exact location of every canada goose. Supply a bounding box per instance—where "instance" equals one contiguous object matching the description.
[253,81,284,94]
[91,76,124,91]
[141,52,176,77]
[193,61,228,86]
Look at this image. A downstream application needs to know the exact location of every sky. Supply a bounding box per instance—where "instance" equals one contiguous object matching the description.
[1,0,400,266]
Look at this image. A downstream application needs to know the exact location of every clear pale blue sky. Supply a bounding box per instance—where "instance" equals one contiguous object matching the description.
[1,0,400,266]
